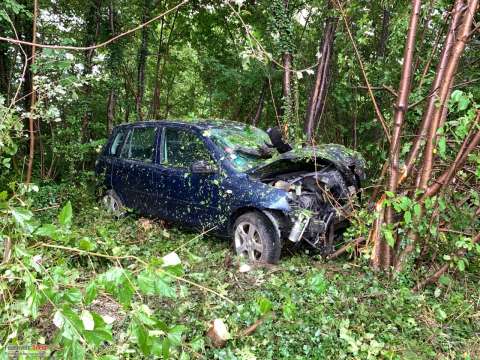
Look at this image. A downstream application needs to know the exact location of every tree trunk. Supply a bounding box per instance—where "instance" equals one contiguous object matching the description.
[150,19,165,119]
[136,0,150,121]
[25,0,38,185]
[403,0,464,181]
[394,0,478,272]
[106,0,117,135]
[377,8,390,58]
[151,7,179,119]
[106,91,116,135]
[417,0,477,193]
[282,52,292,107]
[304,18,337,142]
[82,0,102,142]
[372,0,422,270]
[0,43,10,97]
[251,79,268,126]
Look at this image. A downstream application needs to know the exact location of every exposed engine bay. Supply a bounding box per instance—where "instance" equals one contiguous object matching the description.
[262,165,360,255]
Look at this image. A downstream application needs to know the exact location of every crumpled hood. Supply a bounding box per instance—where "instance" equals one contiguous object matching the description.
[246,144,366,180]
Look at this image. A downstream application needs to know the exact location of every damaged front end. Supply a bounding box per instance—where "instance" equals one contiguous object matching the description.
[249,145,366,255]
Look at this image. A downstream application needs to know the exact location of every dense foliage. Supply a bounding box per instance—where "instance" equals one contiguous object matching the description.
[0,0,479,358]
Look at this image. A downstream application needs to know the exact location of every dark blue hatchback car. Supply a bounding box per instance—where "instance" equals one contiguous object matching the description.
[96,120,366,263]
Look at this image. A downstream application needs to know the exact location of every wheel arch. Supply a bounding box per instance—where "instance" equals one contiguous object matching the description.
[228,206,288,240]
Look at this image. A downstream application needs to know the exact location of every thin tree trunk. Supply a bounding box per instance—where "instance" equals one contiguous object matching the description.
[25,0,38,185]
[304,18,337,142]
[417,0,476,193]
[395,0,478,271]
[403,0,464,181]
[106,0,117,135]
[377,8,390,58]
[252,79,268,126]
[150,18,165,119]
[107,91,116,135]
[282,52,292,106]
[136,0,149,121]
[0,43,10,97]
[372,0,422,270]
[82,0,102,142]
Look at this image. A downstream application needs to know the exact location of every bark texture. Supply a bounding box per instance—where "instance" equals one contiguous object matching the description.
[372,0,422,269]
[304,18,337,142]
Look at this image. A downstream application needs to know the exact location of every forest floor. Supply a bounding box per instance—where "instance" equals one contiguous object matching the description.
[30,182,480,359]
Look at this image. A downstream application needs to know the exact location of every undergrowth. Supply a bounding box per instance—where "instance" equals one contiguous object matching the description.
[1,181,479,359]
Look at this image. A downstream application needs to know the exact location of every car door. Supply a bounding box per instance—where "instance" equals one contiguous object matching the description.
[96,126,128,190]
[152,126,223,228]
[111,125,160,214]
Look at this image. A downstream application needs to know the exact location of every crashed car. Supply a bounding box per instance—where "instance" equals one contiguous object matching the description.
[96,120,366,263]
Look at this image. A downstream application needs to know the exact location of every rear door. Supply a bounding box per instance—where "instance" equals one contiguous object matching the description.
[111,125,160,214]
[152,126,223,228]
[96,127,128,190]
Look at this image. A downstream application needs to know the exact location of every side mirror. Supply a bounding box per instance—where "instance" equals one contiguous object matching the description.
[191,160,217,174]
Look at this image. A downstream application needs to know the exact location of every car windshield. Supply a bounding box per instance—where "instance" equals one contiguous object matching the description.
[205,125,276,172]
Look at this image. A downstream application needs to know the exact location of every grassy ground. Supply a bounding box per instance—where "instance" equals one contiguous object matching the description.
[27,184,480,359]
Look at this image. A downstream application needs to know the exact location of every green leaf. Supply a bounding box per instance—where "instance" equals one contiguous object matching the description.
[137,270,176,298]
[457,259,465,272]
[81,310,95,330]
[282,299,296,320]
[79,237,95,251]
[385,191,395,198]
[35,224,58,238]
[413,204,421,218]
[58,201,73,226]
[102,267,124,285]
[439,275,451,286]
[133,322,151,356]
[10,207,33,229]
[451,90,470,111]
[257,297,272,315]
[404,211,412,225]
[383,228,395,248]
[167,325,186,346]
[438,137,446,159]
[162,337,171,359]
[310,273,328,294]
[85,282,97,304]
[64,289,83,304]
[65,340,85,360]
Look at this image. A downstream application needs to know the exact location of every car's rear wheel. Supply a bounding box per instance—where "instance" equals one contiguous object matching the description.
[233,212,281,264]
[101,189,125,217]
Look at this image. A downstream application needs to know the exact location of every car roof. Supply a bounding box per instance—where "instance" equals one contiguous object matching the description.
[114,119,251,131]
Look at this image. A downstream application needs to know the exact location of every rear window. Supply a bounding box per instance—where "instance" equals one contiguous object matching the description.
[120,127,158,162]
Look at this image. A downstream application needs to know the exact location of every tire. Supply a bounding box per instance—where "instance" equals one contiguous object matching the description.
[101,189,126,217]
[233,211,281,264]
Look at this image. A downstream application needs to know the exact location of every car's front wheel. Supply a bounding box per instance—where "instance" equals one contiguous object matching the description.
[233,212,281,264]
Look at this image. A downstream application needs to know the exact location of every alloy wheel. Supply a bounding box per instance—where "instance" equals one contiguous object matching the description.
[234,221,264,261]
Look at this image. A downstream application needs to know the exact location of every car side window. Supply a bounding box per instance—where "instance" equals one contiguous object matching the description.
[162,128,213,169]
[109,128,127,156]
[120,127,157,162]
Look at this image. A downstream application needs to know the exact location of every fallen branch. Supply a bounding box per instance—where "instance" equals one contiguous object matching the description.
[327,237,365,260]
[38,242,235,305]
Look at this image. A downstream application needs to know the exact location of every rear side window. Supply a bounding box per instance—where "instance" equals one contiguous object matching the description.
[120,127,158,162]
[109,129,127,156]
